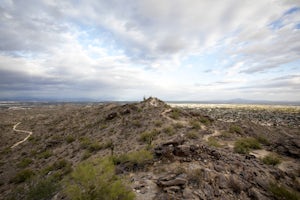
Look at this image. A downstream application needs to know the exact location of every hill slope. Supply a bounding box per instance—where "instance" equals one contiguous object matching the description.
[0,97,299,199]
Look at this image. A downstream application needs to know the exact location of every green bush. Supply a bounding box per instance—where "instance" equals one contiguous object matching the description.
[234,137,261,154]
[17,158,33,168]
[88,142,102,152]
[81,151,92,161]
[229,125,242,134]
[154,120,163,127]
[170,108,180,119]
[163,126,175,136]
[186,130,199,139]
[113,149,153,170]
[79,137,92,148]
[41,159,72,180]
[269,183,299,200]
[26,177,59,200]
[11,169,35,183]
[79,137,102,152]
[220,131,232,138]
[256,135,270,145]
[262,154,281,166]
[65,135,75,143]
[207,137,221,147]
[131,120,142,127]
[36,150,52,159]
[174,122,184,129]
[199,116,211,125]
[189,119,201,129]
[139,130,159,145]
[64,158,135,200]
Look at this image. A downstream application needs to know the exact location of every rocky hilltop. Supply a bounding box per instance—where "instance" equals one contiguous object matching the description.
[0,97,299,199]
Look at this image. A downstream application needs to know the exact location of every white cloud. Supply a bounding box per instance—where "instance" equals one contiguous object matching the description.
[0,0,299,100]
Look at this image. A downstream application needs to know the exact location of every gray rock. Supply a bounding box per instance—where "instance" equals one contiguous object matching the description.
[163,186,181,193]
[162,137,185,146]
[182,187,194,199]
[216,174,228,189]
[106,112,118,120]
[158,177,187,187]
[174,145,191,157]
[248,188,269,200]
[214,163,224,172]
[255,176,269,190]
[203,183,214,199]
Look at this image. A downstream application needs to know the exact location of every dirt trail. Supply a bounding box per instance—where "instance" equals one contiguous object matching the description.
[11,122,32,148]
[203,129,221,141]
[161,109,189,125]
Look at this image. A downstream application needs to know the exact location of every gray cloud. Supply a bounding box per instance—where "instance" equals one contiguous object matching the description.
[0,0,299,100]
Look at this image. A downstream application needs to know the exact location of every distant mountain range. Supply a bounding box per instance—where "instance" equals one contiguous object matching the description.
[0,97,299,106]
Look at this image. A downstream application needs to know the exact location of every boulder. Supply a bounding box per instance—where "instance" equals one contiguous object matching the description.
[157,177,187,187]
[106,112,118,120]
[174,145,191,157]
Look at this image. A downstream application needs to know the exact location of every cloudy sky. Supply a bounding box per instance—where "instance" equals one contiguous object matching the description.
[0,0,300,101]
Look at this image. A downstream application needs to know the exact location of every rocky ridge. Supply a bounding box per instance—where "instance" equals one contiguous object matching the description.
[0,97,299,199]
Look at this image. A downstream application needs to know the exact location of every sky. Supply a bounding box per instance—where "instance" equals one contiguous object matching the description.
[0,0,300,101]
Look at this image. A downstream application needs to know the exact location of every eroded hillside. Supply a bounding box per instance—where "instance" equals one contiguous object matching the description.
[0,98,299,199]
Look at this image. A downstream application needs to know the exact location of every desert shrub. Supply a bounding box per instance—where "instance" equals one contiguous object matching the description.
[269,182,299,200]
[163,126,175,136]
[0,147,11,155]
[207,137,221,147]
[65,135,75,143]
[113,149,153,170]
[131,120,142,127]
[234,137,261,154]
[189,119,201,129]
[199,116,211,125]
[100,124,108,130]
[256,135,270,145]
[64,158,135,200]
[17,158,33,168]
[174,122,184,129]
[36,150,52,159]
[187,168,202,187]
[28,136,40,144]
[139,130,159,145]
[26,176,59,200]
[220,131,232,138]
[41,159,72,180]
[81,151,92,161]
[11,169,35,183]
[170,108,180,119]
[154,120,163,127]
[88,142,102,152]
[186,130,199,139]
[53,159,72,171]
[79,137,102,152]
[102,140,114,149]
[79,137,91,148]
[262,154,281,166]
[174,166,187,175]
[51,135,63,141]
[229,125,242,134]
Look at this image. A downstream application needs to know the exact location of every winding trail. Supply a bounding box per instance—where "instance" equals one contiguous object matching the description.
[11,122,32,148]
[161,108,190,125]
[203,129,221,142]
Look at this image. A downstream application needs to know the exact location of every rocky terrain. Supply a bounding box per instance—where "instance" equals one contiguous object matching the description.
[0,97,299,200]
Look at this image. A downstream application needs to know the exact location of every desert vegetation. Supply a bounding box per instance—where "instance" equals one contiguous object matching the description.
[0,97,299,200]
